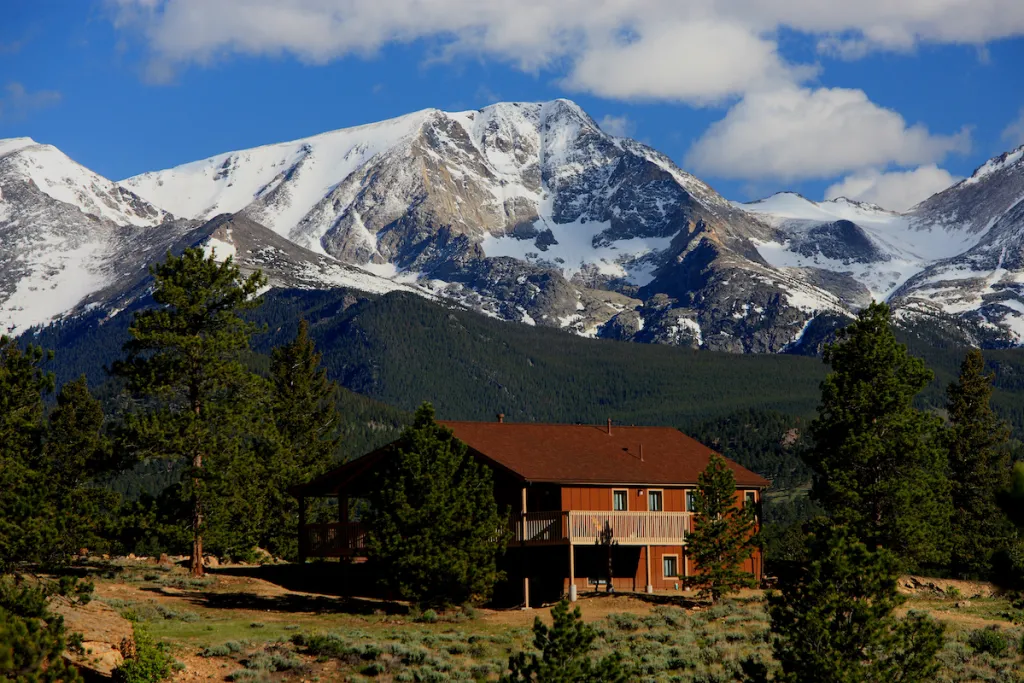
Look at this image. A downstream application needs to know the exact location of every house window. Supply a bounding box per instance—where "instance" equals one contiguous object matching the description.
[745,491,756,507]
[663,555,679,578]
[686,490,696,512]
[613,490,628,511]
[648,490,663,512]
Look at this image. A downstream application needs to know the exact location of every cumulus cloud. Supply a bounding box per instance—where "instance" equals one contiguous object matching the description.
[597,114,635,138]
[105,0,1022,182]
[824,165,959,212]
[107,0,1024,102]
[1003,108,1024,148]
[684,86,970,180]
[0,82,62,122]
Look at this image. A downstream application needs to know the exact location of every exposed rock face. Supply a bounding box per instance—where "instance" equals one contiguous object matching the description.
[5,105,1024,352]
[50,596,134,679]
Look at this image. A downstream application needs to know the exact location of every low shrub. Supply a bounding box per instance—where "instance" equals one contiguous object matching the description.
[113,628,173,683]
[967,626,1009,656]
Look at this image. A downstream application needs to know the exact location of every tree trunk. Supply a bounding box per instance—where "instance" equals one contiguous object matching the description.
[190,450,204,577]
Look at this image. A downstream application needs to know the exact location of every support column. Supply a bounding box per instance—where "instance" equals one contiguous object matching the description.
[521,486,530,609]
[568,544,576,602]
[645,545,653,594]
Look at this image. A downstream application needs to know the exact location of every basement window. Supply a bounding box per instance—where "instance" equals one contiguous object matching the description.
[663,555,679,578]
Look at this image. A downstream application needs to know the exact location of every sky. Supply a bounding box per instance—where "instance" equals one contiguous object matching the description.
[1,0,1023,212]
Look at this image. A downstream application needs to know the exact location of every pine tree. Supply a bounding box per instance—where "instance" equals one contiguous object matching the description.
[113,248,265,576]
[686,453,758,603]
[0,337,55,571]
[43,376,118,561]
[806,302,951,569]
[363,403,509,607]
[766,524,944,683]
[501,599,629,683]
[0,576,86,683]
[946,349,1014,578]
[262,319,341,559]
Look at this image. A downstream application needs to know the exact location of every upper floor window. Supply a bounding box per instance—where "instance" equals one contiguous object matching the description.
[744,491,756,507]
[648,490,663,512]
[613,489,628,511]
[686,490,696,512]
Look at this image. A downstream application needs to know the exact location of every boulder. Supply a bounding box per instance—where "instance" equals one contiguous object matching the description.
[50,596,135,679]
[203,555,219,568]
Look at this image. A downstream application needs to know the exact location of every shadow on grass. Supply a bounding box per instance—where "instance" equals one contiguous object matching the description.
[165,563,411,616]
[190,590,409,615]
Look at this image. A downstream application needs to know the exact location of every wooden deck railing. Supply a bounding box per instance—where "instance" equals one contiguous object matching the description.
[512,511,692,546]
[300,522,366,558]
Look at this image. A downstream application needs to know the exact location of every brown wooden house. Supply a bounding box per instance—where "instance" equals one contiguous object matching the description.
[292,419,769,606]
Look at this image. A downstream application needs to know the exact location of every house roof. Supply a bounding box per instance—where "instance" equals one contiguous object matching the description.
[438,421,770,488]
[291,421,771,496]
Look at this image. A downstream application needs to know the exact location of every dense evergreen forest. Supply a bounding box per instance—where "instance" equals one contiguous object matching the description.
[22,286,1024,500]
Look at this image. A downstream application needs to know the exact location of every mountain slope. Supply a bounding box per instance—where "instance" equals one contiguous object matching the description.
[0,138,178,334]
[120,100,856,351]
[5,104,1024,352]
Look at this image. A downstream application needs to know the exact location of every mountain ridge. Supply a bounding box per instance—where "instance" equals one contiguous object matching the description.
[3,101,1024,351]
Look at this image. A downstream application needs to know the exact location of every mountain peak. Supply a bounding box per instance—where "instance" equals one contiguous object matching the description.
[0,137,41,159]
[964,144,1024,185]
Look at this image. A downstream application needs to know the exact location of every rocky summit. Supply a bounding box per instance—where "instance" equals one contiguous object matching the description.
[3,102,1024,352]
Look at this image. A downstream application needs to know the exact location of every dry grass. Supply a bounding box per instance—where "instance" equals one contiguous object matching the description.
[86,561,1024,682]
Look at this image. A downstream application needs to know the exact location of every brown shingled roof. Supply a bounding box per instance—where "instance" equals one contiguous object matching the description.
[438,421,770,488]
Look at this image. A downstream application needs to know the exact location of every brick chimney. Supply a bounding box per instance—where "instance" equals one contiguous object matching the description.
[607,418,612,435]
[497,413,505,423]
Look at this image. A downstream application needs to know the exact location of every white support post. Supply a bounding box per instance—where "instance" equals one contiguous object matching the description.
[521,486,530,610]
[568,544,576,601]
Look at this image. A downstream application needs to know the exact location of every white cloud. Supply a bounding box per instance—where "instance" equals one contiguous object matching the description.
[684,86,970,181]
[0,82,62,122]
[563,20,812,104]
[105,0,1024,182]
[824,165,959,212]
[597,114,635,138]
[1003,108,1024,148]
[107,0,1024,102]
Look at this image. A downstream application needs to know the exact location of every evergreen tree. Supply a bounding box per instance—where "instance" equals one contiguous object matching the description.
[261,319,341,559]
[43,376,118,561]
[946,349,1014,578]
[806,302,951,569]
[0,337,55,571]
[0,576,87,683]
[765,524,945,683]
[363,403,509,607]
[113,248,265,576]
[686,453,759,603]
[501,599,628,683]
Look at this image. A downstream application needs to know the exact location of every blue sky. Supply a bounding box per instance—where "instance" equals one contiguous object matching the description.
[2,0,1023,211]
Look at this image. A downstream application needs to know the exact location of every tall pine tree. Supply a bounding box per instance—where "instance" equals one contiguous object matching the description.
[261,319,340,559]
[43,376,118,562]
[766,524,944,683]
[364,403,509,607]
[113,248,265,576]
[0,337,55,571]
[946,349,1014,578]
[686,453,758,603]
[806,302,951,569]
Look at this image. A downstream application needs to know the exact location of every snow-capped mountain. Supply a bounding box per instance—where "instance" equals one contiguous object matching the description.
[4,101,1024,352]
[0,138,176,334]
[0,138,428,335]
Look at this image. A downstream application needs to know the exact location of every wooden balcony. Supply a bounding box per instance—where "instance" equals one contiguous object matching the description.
[300,522,366,558]
[514,510,692,546]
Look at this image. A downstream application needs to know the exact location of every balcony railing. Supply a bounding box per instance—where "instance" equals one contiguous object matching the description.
[300,522,366,558]
[513,510,692,546]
